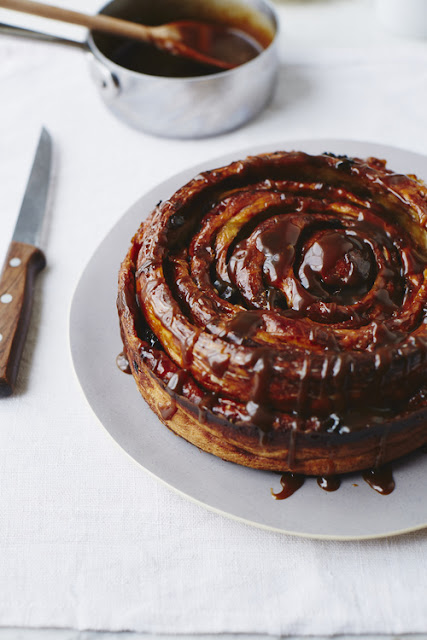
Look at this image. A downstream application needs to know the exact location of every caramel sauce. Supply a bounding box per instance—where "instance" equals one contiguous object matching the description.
[159,371,189,421]
[159,398,178,421]
[272,466,395,501]
[225,310,264,344]
[362,464,395,495]
[206,351,230,377]
[271,473,305,500]
[109,27,262,78]
[197,393,216,424]
[116,352,131,374]
[317,475,341,492]
[166,370,187,394]
[256,218,300,287]
[299,230,375,302]
[244,349,275,432]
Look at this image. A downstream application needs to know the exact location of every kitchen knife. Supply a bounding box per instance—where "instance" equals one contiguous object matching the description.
[0,128,52,397]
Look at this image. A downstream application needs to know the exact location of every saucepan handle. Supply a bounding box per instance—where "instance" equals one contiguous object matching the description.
[1,22,121,98]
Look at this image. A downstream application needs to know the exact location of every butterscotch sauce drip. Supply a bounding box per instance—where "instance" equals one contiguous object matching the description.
[245,348,275,433]
[197,393,217,424]
[159,398,177,421]
[116,352,131,374]
[159,371,189,421]
[166,370,187,395]
[272,466,396,500]
[362,464,395,495]
[271,473,305,500]
[317,475,341,492]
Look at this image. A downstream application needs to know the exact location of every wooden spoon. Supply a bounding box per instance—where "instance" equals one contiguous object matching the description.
[0,0,259,70]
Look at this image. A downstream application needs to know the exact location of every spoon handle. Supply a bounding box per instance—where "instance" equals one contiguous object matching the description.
[0,0,153,42]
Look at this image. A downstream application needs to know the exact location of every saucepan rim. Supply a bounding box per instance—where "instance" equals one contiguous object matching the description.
[86,0,280,83]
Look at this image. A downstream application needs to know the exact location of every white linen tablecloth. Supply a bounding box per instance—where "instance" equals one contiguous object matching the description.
[1,0,427,634]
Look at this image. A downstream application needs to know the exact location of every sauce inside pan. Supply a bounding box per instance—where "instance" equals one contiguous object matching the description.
[92,0,275,77]
[109,30,263,77]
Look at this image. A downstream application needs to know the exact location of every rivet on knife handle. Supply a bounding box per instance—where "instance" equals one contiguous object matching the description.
[0,241,46,396]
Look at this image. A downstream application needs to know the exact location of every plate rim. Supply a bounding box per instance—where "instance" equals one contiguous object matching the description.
[70,137,427,541]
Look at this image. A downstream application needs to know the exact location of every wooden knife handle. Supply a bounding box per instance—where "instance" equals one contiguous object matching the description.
[0,241,46,397]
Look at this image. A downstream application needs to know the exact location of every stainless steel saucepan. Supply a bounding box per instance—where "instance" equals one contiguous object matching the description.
[1,0,279,138]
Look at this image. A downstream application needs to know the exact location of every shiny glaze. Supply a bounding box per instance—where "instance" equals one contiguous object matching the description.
[225,310,264,344]
[271,472,304,500]
[133,149,427,429]
[232,211,403,319]
[159,370,188,421]
[362,464,395,495]
[118,150,427,479]
[244,348,275,431]
[317,475,341,492]
[116,352,131,374]
[159,398,177,420]
[299,230,375,301]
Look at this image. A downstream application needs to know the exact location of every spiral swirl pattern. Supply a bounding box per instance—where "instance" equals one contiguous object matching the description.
[118,151,427,474]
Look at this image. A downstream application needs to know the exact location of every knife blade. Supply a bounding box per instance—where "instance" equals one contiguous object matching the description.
[0,127,52,396]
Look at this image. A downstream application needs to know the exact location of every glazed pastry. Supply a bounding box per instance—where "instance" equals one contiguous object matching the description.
[117,151,427,476]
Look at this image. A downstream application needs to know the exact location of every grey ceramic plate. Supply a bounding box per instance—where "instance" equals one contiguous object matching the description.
[70,139,427,540]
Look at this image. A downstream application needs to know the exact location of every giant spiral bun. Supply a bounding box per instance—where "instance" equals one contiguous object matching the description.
[117,151,427,475]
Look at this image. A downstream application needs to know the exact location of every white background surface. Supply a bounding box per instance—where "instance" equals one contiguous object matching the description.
[1,0,427,635]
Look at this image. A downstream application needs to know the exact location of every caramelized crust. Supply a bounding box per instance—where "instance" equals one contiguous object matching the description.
[117,151,427,475]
